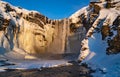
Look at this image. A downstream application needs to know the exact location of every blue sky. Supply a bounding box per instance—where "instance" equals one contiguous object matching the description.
[3,0,89,19]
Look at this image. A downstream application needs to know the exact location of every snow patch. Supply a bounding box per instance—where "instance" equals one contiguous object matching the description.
[80,31,120,77]
[0,60,69,71]
[70,6,89,23]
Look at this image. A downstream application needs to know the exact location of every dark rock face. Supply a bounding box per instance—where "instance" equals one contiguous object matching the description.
[5,3,15,12]
[90,3,101,14]
[101,25,110,40]
[0,15,4,30]
[107,16,120,54]
[107,34,120,54]
[23,12,47,28]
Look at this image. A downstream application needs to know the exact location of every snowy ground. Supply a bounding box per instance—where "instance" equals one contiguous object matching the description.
[0,59,70,72]
[81,32,120,77]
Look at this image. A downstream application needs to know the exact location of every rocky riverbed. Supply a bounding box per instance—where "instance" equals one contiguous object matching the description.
[0,63,93,77]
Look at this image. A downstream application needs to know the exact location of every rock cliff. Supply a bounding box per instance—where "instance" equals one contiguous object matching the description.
[70,0,120,61]
[0,1,85,59]
[1,0,119,60]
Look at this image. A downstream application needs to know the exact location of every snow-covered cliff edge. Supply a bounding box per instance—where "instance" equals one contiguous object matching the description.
[70,0,120,76]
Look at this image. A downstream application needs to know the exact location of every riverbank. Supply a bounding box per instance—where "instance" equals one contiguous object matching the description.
[0,63,93,77]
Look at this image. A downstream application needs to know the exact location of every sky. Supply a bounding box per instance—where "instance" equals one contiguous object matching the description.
[3,0,89,19]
